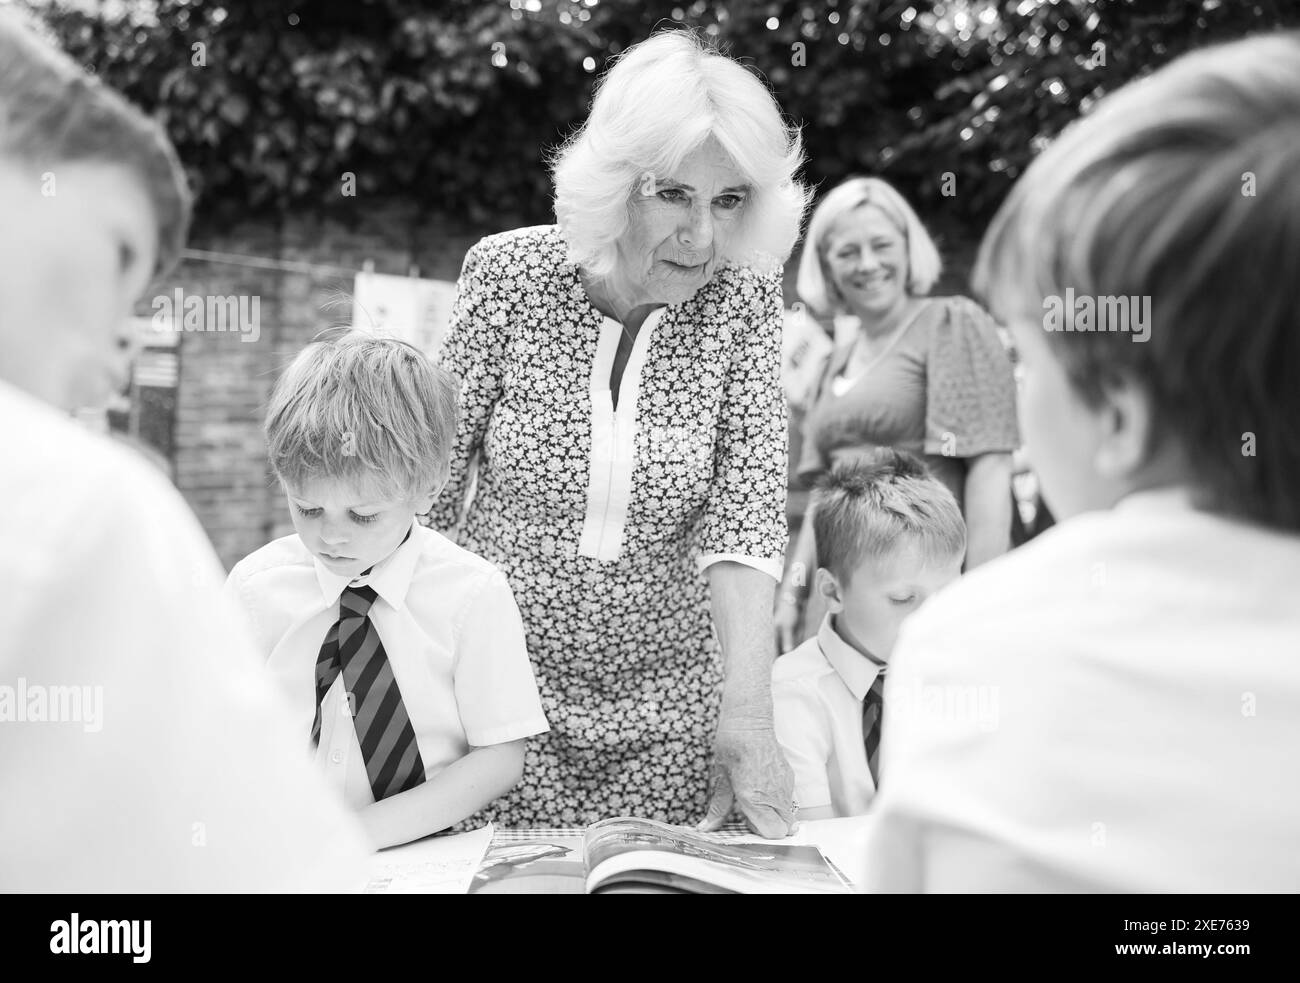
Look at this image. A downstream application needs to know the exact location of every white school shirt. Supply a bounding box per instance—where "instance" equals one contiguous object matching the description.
[774,615,885,818]
[224,523,549,811]
[0,380,370,892]
[860,488,1300,893]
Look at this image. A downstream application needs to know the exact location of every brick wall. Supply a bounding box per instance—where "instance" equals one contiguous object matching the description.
[161,202,519,570]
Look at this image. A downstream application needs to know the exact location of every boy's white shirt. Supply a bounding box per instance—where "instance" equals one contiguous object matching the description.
[860,487,1300,892]
[0,380,370,892]
[225,522,549,811]
[774,615,885,818]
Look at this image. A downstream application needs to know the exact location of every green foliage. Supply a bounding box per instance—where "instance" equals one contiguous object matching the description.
[32,0,1300,229]
[883,0,1300,219]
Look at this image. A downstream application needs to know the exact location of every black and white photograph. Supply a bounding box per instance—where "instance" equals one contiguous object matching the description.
[1,0,1296,964]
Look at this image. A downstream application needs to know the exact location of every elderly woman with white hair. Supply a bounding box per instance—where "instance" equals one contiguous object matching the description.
[776,177,1019,650]
[427,31,809,834]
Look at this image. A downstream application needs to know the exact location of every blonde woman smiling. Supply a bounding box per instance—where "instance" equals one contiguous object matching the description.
[428,31,810,835]
[777,178,1018,650]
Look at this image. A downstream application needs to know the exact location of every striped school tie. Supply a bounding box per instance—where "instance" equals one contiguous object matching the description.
[862,672,885,787]
[311,584,426,802]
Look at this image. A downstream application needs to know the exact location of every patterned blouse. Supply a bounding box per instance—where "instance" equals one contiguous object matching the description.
[426,224,788,826]
[797,296,1019,508]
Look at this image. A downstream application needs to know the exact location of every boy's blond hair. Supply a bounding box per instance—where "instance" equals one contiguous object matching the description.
[812,449,967,582]
[266,331,458,502]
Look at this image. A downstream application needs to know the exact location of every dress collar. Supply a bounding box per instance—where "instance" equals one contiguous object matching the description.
[312,522,422,612]
[816,614,887,701]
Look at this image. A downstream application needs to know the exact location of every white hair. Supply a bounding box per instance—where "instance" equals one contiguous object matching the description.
[551,30,811,277]
[796,177,942,316]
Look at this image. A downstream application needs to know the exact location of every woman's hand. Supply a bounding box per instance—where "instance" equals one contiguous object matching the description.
[704,562,796,839]
[700,717,796,839]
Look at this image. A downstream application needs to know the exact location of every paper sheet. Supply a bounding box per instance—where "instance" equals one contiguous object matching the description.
[351,272,458,356]
[364,824,494,894]
[729,817,870,890]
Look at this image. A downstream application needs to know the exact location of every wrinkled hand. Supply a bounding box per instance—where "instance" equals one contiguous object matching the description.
[699,720,796,839]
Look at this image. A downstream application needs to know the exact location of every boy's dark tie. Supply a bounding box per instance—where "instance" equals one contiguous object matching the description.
[862,673,885,787]
[311,584,426,802]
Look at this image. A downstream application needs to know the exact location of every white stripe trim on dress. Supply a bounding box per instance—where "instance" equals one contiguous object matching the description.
[578,309,664,562]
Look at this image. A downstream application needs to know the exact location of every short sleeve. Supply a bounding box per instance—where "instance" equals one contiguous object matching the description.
[773,680,834,809]
[452,567,549,748]
[696,268,790,581]
[924,297,1020,459]
[426,240,510,536]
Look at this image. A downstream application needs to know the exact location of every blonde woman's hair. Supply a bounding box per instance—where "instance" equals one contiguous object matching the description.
[266,332,459,503]
[796,177,943,316]
[551,29,811,277]
[974,31,1300,532]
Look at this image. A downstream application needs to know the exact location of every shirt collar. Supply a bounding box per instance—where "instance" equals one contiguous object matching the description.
[312,521,422,611]
[816,614,886,701]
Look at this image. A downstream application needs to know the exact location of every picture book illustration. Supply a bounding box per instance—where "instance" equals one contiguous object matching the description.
[584,817,852,894]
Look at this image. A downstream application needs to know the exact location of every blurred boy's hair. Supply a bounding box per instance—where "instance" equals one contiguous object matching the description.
[812,449,967,582]
[0,9,192,277]
[974,31,1300,531]
[266,332,459,503]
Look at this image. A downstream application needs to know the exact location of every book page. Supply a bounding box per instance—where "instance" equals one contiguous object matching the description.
[468,828,588,895]
[725,817,869,890]
[363,824,494,894]
[584,817,851,894]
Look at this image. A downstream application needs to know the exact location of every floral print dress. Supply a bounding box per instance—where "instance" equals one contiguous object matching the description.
[426,225,788,826]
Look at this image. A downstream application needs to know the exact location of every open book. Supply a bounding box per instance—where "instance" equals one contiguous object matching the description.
[469,817,851,895]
